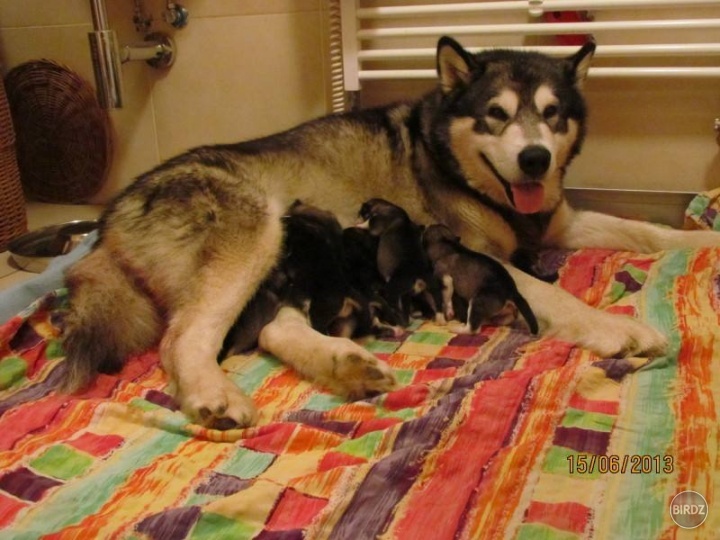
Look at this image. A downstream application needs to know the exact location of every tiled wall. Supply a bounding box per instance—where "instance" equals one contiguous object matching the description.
[0,0,330,202]
[1,2,718,204]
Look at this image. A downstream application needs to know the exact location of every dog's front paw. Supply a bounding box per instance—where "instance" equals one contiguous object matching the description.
[326,342,398,399]
[554,311,668,359]
[178,375,258,430]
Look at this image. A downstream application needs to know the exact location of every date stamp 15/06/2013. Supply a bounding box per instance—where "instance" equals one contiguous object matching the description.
[567,454,674,475]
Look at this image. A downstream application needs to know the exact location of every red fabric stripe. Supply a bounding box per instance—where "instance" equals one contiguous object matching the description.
[0,492,28,527]
[412,368,456,384]
[318,452,366,472]
[525,501,590,534]
[67,432,125,457]
[383,384,429,411]
[568,393,619,415]
[355,417,401,438]
[266,488,329,531]
[392,375,529,539]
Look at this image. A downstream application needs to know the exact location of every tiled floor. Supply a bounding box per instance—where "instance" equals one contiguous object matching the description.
[0,203,104,291]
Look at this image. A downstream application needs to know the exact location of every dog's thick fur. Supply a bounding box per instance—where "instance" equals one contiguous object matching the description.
[63,36,719,428]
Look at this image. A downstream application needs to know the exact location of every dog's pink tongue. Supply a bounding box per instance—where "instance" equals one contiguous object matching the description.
[512,183,545,214]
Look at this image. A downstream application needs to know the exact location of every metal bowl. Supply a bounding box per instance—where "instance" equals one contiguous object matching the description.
[8,220,98,273]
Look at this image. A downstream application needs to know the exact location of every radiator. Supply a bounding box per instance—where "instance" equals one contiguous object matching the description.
[328,0,720,226]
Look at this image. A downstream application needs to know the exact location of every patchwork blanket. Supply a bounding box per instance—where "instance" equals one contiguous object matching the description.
[0,199,719,539]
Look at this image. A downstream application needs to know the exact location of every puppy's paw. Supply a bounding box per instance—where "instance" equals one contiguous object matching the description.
[327,342,398,399]
[448,321,472,334]
[178,375,258,430]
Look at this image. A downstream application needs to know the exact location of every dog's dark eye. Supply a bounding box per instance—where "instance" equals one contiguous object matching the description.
[543,105,559,120]
[487,106,509,122]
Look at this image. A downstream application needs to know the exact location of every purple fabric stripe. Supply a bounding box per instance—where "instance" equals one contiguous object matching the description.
[426,357,464,369]
[135,505,201,540]
[0,467,62,502]
[145,390,179,411]
[8,323,43,352]
[328,390,466,539]
[0,362,67,417]
[283,410,358,437]
[553,426,611,455]
[195,472,252,496]
[615,270,643,293]
[592,358,640,381]
[452,331,533,391]
[448,333,489,347]
[256,530,304,540]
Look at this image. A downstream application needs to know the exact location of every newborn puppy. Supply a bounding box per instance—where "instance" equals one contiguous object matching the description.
[280,201,371,338]
[423,224,539,335]
[358,199,441,325]
[220,268,287,357]
[222,201,372,358]
[342,226,404,336]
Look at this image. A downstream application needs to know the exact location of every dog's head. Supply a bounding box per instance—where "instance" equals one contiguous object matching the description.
[429,36,595,215]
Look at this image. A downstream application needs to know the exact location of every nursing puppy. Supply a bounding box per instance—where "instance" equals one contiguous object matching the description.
[62,36,719,429]
[223,201,374,357]
[358,198,441,325]
[423,224,538,334]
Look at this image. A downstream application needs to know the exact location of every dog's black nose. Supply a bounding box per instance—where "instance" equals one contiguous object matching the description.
[518,145,551,178]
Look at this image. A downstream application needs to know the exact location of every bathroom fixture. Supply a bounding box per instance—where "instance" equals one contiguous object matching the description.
[164,2,189,29]
[88,0,176,109]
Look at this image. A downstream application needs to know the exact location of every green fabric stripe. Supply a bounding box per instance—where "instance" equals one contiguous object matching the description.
[543,446,599,480]
[190,512,255,539]
[516,523,580,540]
[220,448,275,479]
[0,430,189,537]
[30,445,93,481]
[228,354,281,395]
[561,408,615,432]
[0,356,26,389]
[604,250,687,539]
[337,430,384,459]
[406,332,451,345]
[304,393,346,412]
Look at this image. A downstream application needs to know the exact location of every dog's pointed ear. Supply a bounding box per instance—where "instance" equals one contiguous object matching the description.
[437,36,476,93]
[567,39,596,88]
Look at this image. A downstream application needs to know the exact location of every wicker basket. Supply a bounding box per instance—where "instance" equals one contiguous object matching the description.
[4,60,112,203]
[0,76,27,251]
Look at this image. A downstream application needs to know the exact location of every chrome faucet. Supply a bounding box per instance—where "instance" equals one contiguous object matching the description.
[88,0,176,109]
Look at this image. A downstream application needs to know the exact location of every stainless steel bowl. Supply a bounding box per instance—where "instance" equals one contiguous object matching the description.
[8,220,98,273]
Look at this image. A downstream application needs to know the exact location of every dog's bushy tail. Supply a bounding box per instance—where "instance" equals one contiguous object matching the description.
[513,292,539,335]
[61,246,162,392]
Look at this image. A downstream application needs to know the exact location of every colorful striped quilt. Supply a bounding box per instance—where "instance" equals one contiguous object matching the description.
[1,203,719,538]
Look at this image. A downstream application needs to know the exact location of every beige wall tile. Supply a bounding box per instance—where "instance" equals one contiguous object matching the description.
[0,0,90,28]
[186,0,321,18]
[151,11,327,160]
[0,2,329,201]
[0,25,94,79]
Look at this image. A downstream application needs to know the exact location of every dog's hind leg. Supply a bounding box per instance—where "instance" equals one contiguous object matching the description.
[162,204,285,430]
[506,266,668,358]
[258,306,397,399]
[63,246,162,391]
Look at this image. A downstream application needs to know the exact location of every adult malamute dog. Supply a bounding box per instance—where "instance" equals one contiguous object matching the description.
[62,36,718,429]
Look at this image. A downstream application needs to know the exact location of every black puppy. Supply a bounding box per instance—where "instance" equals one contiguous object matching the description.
[342,226,405,336]
[221,201,372,357]
[423,224,539,335]
[358,199,441,326]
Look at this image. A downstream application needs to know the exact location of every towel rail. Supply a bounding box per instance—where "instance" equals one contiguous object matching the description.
[334,0,720,99]
[356,19,720,40]
[357,0,720,19]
